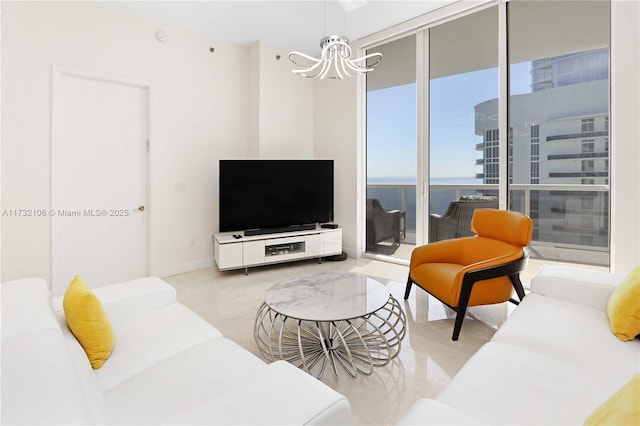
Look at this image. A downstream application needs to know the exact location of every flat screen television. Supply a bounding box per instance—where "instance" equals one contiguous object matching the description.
[219,160,334,235]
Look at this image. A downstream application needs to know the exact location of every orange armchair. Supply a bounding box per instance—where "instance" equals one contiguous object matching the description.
[405,209,533,341]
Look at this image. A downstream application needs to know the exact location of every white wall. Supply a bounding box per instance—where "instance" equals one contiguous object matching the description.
[249,41,314,158]
[248,42,261,158]
[313,78,359,256]
[611,0,640,273]
[1,1,250,282]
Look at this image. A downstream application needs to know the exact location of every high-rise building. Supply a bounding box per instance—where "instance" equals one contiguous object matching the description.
[531,48,609,92]
[475,48,609,251]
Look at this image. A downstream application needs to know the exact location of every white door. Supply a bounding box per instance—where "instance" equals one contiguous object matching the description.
[52,67,149,295]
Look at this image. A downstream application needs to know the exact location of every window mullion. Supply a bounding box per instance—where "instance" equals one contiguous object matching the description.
[498,0,509,210]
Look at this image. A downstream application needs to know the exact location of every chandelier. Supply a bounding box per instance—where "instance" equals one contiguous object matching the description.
[288,35,383,80]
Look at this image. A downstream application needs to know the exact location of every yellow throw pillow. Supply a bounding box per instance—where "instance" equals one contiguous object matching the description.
[606,266,640,341]
[63,275,114,368]
[584,374,640,426]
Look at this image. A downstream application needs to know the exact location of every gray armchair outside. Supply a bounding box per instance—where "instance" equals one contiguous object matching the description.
[429,196,498,242]
[366,198,406,252]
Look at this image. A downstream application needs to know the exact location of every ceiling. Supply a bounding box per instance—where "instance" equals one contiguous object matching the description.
[103,1,458,54]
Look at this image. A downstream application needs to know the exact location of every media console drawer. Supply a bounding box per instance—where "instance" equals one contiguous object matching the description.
[214,227,342,274]
[215,240,243,269]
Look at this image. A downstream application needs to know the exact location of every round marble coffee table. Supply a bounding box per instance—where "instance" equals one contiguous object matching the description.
[254,272,406,378]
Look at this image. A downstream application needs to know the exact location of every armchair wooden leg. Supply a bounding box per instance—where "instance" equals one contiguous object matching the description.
[452,309,467,341]
[509,274,526,302]
[453,277,475,341]
[404,275,413,300]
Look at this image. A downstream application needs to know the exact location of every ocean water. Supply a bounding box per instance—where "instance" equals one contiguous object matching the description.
[367,176,479,185]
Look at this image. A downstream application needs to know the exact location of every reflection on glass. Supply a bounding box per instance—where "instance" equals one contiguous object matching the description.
[507,0,610,266]
[429,6,499,243]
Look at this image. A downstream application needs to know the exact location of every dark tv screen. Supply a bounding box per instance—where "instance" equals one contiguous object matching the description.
[219,160,334,232]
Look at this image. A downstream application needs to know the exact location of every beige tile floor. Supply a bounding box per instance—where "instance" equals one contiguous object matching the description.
[165,258,512,426]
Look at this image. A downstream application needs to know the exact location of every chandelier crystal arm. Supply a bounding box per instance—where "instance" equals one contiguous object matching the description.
[338,57,353,79]
[344,52,383,72]
[318,58,334,80]
[290,58,322,74]
[289,35,383,80]
[289,51,322,67]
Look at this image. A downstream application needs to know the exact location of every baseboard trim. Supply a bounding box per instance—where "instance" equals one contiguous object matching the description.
[155,257,215,278]
[342,246,357,259]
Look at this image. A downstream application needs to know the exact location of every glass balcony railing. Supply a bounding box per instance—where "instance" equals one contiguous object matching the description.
[367,183,609,266]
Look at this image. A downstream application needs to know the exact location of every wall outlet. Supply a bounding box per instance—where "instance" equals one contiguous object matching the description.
[190,238,196,247]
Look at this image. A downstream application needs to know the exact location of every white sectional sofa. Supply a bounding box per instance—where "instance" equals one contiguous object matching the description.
[398,265,640,425]
[1,277,351,425]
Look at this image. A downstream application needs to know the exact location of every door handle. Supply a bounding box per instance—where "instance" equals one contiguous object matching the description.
[135,205,145,212]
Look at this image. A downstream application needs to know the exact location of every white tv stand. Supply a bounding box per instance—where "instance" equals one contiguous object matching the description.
[214,225,342,274]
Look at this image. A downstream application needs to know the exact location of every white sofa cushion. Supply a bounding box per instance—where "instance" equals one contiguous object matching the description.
[55,312,113,424]
[492,293,640,389]
[435,292,640,425]
[51,276,177,329]
[165,361,352,425]
[530,265,625,311]
[1,278,60,337]
[94,302,223,391]
[437,341,609,425]
[1,278,101,425]
[1,330,93,425]
[104,337,267,424]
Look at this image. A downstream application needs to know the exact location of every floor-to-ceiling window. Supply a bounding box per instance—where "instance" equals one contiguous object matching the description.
[428,6,499,244]
[364,1,610,268]
[507,0,610,266]
[365,35,416,259]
